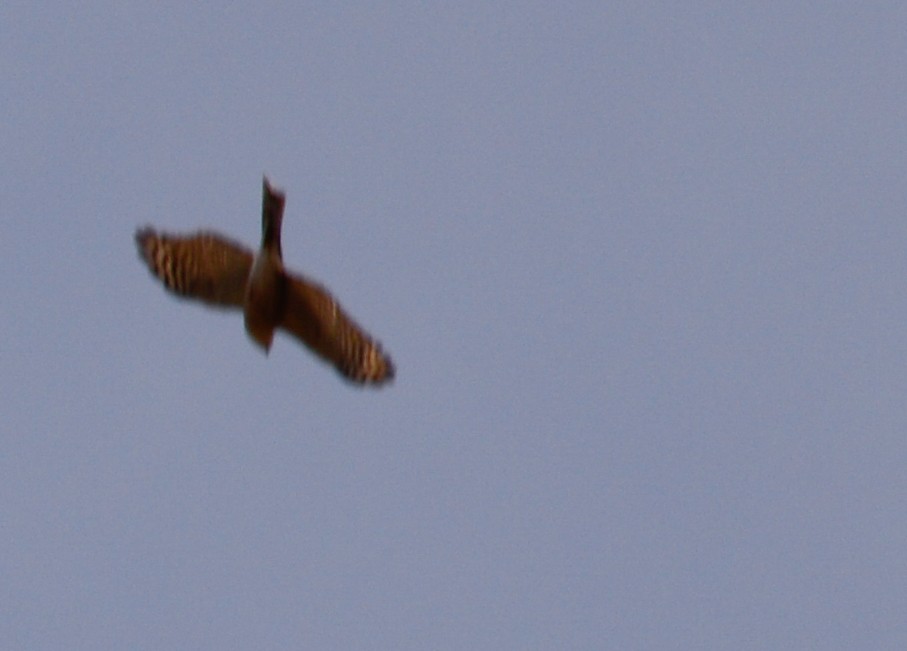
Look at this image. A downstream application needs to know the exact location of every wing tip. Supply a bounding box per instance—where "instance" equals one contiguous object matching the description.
[341,348,396,387]
[134,226,160,269]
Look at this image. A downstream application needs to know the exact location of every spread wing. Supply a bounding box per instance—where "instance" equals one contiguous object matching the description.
[135,229,254,308]
[280,272,395,385]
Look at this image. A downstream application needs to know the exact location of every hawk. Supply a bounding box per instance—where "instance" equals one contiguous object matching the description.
[136,178,395,386]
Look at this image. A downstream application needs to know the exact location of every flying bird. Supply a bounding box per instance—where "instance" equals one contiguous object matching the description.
[136,178,395,386]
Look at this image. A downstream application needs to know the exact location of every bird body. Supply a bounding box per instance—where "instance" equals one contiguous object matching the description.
[136,178,394,386]
[244,247,285,352]
[244,180,287,352]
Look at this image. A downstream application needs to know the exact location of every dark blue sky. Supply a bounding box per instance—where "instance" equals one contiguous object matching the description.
[3,3,906,649]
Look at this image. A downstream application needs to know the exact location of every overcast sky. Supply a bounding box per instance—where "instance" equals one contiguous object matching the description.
[3,3,906,649]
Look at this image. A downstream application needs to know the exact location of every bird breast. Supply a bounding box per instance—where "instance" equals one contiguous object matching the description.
[244,252,286,351]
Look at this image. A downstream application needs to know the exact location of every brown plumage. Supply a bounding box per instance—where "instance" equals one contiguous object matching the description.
[136,178,394,386]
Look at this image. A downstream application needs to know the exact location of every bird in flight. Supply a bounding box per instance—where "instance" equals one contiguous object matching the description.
[136,178,395,386]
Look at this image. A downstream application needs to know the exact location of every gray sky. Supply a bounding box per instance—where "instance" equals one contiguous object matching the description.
[3,3,906,649]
